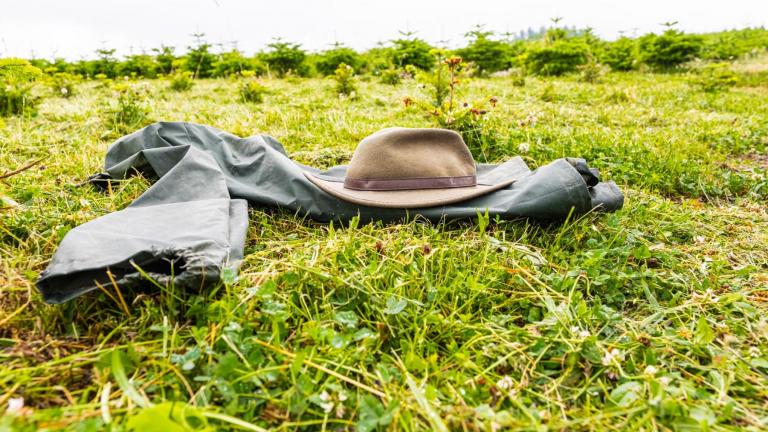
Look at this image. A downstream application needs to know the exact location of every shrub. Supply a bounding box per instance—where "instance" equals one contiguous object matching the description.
[262,39,307,77]
[525,39,590,76]
[573,28,605,52]
[107,84,151,133]
[509,67,526,87]
[94,73,113,89]
[184,33,217,78]
[539,83,559,102]
[117,54,159,78]
[316,46,362,76]
[701,34,743,61]
[169,71,194,92]
[0,58,42,81]
[239,75,267,103]
[578,56,608,83]
[379,67,402,85]
[700,28,768,60]
[0,84,38,117]
[93,48,118,78]
[407,54,500,159]
[693,62,739,92]
[48,72,80,98]
[360,46,395,74]
[402,65,418,79]
[28,58,56,73]
[213,50,264,77]
[414,50,455,107]
[391,34,436,70]
[0,58,42,117]
[638,28,703,69]
[435,95,499,161]
[152,45,177,75]
[602,37,638,71]
[457,26,517,75]
[333,63,357,96]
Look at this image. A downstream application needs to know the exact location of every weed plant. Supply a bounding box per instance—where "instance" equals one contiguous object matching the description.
[238,74,268,103]
[169,71,195,92]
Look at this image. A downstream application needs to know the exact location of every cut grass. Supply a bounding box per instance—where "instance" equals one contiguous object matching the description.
[1,64,767,430]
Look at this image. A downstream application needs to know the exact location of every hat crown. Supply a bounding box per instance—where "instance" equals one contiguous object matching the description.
[344,128,476,190]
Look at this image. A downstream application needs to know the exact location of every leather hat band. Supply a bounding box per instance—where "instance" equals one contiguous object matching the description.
[344,175,476,191]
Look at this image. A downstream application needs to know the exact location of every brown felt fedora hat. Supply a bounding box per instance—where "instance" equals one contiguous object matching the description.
[304,127,516,208]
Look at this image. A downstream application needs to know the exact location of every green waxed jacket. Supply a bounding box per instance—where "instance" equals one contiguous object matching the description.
[37,122,623,303]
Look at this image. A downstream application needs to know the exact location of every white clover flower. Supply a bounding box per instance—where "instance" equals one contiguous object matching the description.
[335,404,346,418]
[61,87,68,95]
[318,390,347,415]
[704,288,719,302]
[659,376,671,386]
[692,288,719,303]
[320,401,334,413]
[644,365,658,376]
[699,257,715,274]
[6,397,24,413]
[318,391,334,413]
[482,342,497,357]
[602,348,624,366]
[722,334,739,346]
[553,303,567,315]
[496,375,514,390]
[757,319,768,334]
[571,326,590,339]
[749,346,761,358]
[518,142,530,153]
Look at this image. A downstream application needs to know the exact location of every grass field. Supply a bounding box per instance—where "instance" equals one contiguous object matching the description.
[1,60,768,431]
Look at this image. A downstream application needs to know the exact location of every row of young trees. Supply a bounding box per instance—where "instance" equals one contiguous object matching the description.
[22,25,768,79]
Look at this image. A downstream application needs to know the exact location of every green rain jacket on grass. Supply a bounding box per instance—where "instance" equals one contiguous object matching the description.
[36,122,624,303]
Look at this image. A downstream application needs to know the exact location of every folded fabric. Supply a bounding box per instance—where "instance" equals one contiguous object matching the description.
[37,122,624,303]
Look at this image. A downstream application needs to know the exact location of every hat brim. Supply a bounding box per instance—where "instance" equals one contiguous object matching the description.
[304,172,517,208]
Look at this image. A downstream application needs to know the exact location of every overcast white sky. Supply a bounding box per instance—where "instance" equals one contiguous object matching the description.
[1,0,766,59]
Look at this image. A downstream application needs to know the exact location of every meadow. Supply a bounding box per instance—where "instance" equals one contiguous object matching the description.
[1,56,768,430]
